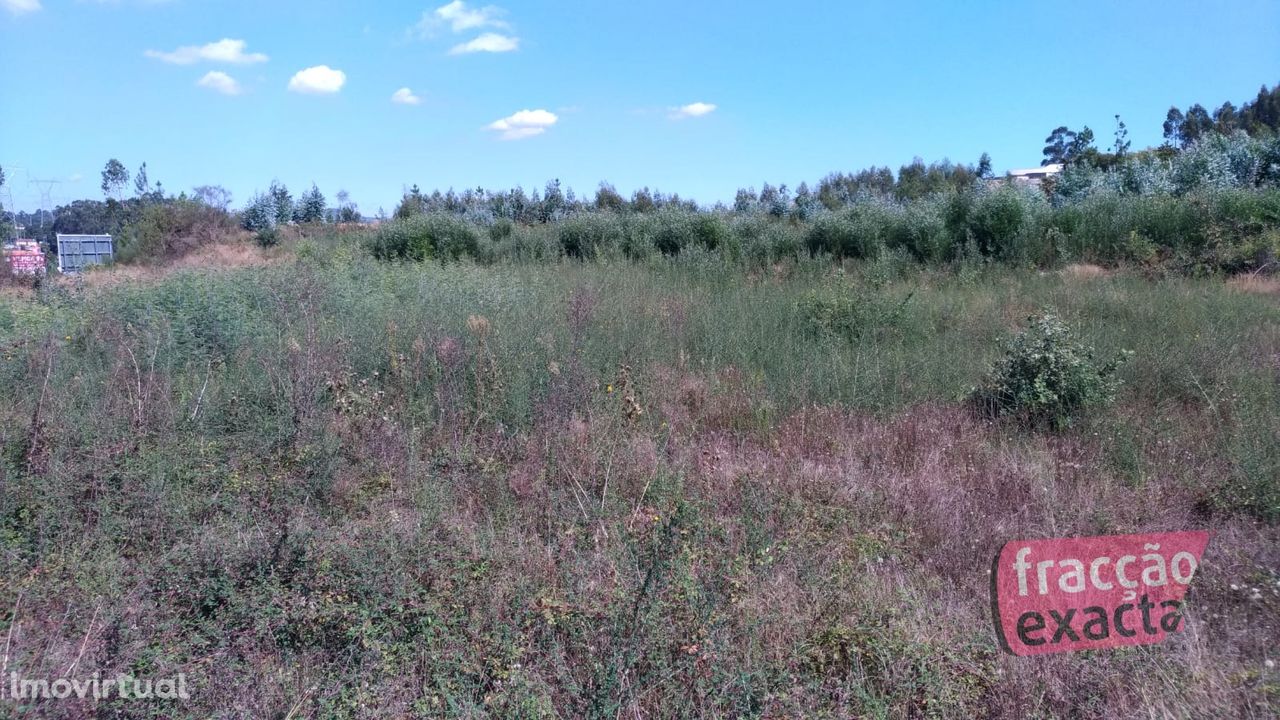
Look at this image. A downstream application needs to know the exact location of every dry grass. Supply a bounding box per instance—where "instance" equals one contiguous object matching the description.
[2,363,1274,718]
[57,238,276,292]
[1228,272,1280,296]
[1060,263,1114,280]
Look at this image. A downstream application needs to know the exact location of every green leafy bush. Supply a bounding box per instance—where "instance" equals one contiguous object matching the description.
[765,219,804,261]
[691,212,728,250]
[558,212,630,258]
[493,223,561,262]
[255,226,280,248]
[618,214,656,260]
[116,198,239,263]
[806,213,857,259]
[353,185,1280,274]
[885,197,950,262]
[652,210,691,255]
[1039,189,1280,271]
[489,217,515,242]
[366,213,483,262]
[965,186,1036,258]
[797,284,912,340]
[970,313,1130,428]
[806,207,886,259]
[729,215,804,266]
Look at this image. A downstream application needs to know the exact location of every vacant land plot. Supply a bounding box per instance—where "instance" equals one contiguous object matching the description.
[0,251,1277,717]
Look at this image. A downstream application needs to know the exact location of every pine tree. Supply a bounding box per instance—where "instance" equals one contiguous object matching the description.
[977,152,993,179]
[293,184,327,223]
[134,163,150,198]
[241,192,275,232]
[268,181,293,225]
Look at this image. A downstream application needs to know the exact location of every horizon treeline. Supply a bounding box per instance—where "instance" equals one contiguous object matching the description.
[2,81,1278,276]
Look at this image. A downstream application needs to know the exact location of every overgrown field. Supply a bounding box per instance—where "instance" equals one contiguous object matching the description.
[0,250,1277,718]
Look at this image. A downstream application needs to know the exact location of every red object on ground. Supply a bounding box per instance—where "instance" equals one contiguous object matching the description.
[4,242,46,275]
[991,531,1211,656]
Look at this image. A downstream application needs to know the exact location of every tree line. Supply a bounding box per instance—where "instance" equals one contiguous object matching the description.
[1039,82,1280,170]
[1162,83,1280,148]
[4,81,1277,255]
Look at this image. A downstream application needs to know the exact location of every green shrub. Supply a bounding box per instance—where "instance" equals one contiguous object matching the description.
[970,313,1130,428]
[730,215,804,266]
[618,214,656,260]
[651,210,690,255]
[945,185,1054,263]
[489,217,515,242]
[1214,187,1280,229]
[116,198,239,263]
[1048,195,1124,262]
[797,284,912,340]
[638,209,724,256]
[725,216,765,267]
[351,187,1280,274]
[806,213,857,258]
[255,226,280,248]
[1203,190,1280,272]
[967,186,1031,258]
[494,223,561,262]
[1043,191,1280,269]
[884,197,950,263]
[765,220,804,261]
[558,216,595,258]
[691,213,728,250]
[366,213,483,262]
[806,206,889,260]
[558,213,628,259]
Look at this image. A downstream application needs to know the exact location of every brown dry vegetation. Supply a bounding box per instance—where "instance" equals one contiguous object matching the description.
[1060,263,1113,280]
[65,239,278,292]
[1229,272,1280,296]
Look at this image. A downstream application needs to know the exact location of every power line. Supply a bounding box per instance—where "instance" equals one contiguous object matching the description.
[27,177,62,234]
[1,164,28,241]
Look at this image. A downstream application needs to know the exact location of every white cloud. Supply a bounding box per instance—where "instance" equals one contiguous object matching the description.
[288,65,347,95]
[487,108,557,140]
[197,71,242,96]
[449,32,518,55]
[145,39,269,65]
[436,0,508,31]
[411,2,520,55]
[669,102,717,119]
[415,1,509,36]
[1,0,41,16]
[391,87,422,105]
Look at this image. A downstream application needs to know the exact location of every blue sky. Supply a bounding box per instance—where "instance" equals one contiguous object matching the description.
[2,0,1278,213]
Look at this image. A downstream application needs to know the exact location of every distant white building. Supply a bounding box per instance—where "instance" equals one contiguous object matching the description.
[1005,163,1064,187]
